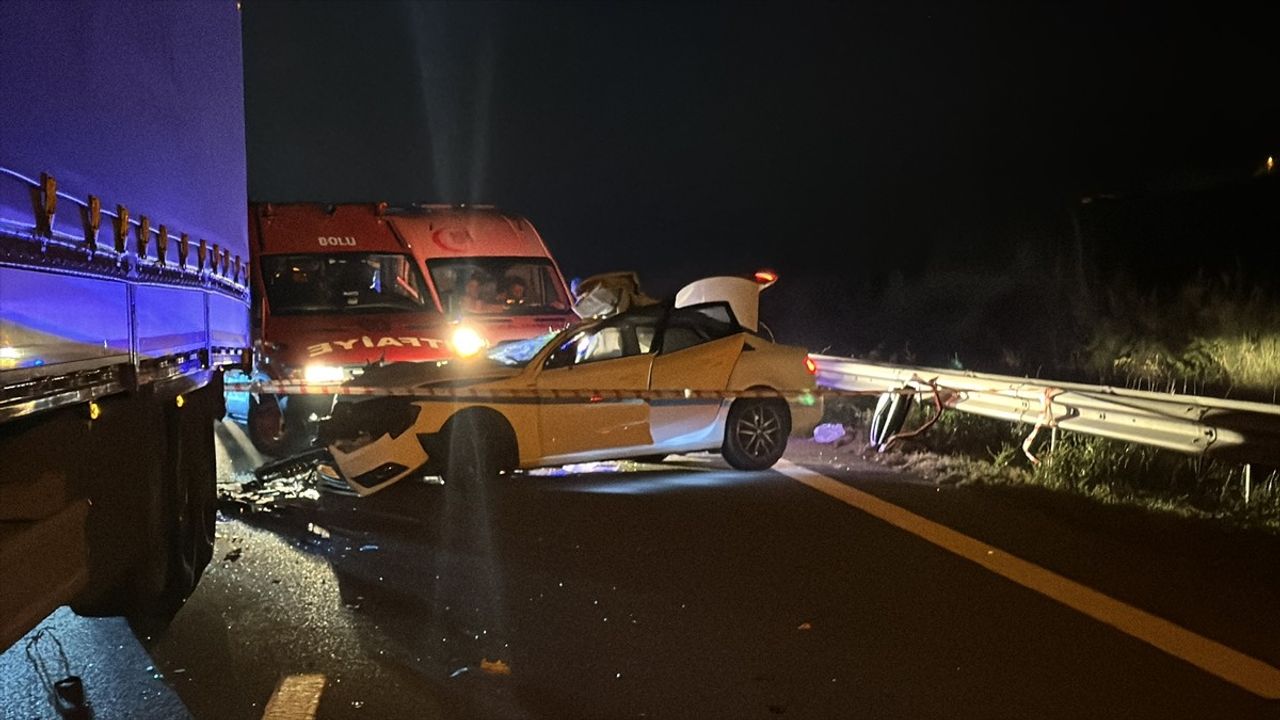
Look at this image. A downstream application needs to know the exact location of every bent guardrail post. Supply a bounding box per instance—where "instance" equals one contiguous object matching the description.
[810,355,1280,469]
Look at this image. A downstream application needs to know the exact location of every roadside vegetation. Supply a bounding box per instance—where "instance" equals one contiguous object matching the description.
[851,270,1280,403]
[820,395,1280,533]
[807,178,1280,532]
[1076,274,1280,402]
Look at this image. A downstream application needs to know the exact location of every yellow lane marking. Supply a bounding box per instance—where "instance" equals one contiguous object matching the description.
[261,673,326,720]
[774,460,1280,700]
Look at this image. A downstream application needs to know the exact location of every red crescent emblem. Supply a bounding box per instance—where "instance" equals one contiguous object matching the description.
[432,228,474,252]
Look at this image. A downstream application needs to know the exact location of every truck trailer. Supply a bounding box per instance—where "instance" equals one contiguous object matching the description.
[0,0,250,649]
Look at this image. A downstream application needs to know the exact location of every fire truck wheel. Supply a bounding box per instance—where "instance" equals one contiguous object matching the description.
[248,393,300,456]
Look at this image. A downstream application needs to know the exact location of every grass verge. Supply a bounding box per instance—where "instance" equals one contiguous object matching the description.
[819,396,1280,533]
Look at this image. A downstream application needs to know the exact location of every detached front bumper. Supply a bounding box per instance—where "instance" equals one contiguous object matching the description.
[327,432,428,496]
[318,398,431,496]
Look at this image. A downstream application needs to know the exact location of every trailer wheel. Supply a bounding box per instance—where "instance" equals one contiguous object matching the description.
[132,382,219,631]
[174,381,218,593]
[75,381,218,636]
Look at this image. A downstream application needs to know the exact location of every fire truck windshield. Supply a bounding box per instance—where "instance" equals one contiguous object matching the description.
[428,257,570,316]
[262,254,432,315]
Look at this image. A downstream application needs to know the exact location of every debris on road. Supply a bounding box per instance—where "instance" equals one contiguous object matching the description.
[217,448,356,514]
[480,659,511,676]
[223,548,243,563]
[812,423,848,444]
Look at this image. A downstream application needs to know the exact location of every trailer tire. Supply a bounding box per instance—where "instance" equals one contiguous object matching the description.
[76,382,219,636]
[131,382,219,633]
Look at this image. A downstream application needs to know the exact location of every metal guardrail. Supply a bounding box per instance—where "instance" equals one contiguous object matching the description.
[811,355,1280,468]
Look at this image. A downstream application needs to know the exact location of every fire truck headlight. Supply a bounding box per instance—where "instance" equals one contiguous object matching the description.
[451,326,487,358]
[304,364,345,384]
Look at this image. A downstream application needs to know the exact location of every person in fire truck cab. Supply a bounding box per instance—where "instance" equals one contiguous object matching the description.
[462,271,504,313]
[497,275,528,306]
[273,258,331,310]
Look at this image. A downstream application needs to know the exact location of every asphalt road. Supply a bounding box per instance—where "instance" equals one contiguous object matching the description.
[3,420,1279,719]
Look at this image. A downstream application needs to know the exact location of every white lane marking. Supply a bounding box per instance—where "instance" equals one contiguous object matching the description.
[774,460,1280,700]
[261,673,326,720]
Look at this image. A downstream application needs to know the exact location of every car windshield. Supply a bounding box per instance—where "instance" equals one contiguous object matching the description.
[428,257,571,316]
[485,329,569,367]
[261,253,432,315]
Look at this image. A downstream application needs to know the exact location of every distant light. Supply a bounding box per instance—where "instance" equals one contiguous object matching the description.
[1268,156,1275,173]
[175,394,185,408]
[88,401,101,421]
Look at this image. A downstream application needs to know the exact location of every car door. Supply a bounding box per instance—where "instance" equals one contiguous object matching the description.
[535,318,654,459]
[648,303,744,446]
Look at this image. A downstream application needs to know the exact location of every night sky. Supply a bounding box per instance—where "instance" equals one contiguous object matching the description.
[242,1,1279,361]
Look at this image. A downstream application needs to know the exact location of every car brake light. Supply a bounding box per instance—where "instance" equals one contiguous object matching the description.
[753,269,778,288]
[804,355,817,375]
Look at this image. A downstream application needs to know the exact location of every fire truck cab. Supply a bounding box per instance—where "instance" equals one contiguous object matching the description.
[393,203,577,350]
[233,202,576,454]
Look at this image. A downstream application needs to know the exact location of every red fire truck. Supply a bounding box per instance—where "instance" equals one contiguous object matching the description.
[236,202,578,453]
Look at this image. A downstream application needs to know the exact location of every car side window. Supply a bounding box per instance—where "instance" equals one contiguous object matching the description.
[659,303,742,354]
[636,324,655,354]
[576,326,625,363]
[660,326,702,354]
[542,314,658,369]
[543,331,587,370]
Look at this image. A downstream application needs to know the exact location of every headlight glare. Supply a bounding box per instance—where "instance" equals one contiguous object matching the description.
[451,326,487,357]
[303,364,345,383]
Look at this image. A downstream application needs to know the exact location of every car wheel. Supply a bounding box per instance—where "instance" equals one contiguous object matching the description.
[442,409,518,487]
[722,398,791,470]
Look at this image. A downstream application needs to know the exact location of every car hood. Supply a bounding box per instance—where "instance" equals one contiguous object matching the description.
[344,358,523,390]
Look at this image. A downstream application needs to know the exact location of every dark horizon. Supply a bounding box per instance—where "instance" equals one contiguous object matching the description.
[242,0,1280,362]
